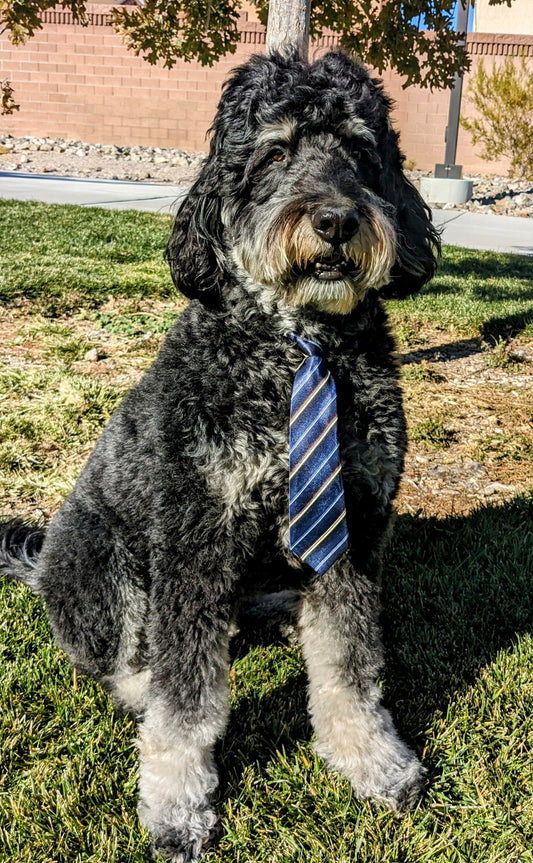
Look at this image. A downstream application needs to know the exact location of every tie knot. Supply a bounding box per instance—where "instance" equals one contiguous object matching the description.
[291,333,323,358]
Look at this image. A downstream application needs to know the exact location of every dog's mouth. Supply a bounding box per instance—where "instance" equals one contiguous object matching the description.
[292,253,359,282]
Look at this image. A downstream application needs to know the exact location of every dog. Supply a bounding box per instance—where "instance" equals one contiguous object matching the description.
[0,49,439,862]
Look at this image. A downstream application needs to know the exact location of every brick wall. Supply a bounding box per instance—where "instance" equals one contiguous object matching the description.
[383,33,533,175]
[1,10,532,174]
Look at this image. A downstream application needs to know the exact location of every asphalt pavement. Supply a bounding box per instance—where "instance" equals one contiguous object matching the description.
[1,171,532,256]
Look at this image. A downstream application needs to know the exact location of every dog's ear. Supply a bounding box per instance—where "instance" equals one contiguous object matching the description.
[378,128,441,300]
[165,158,228,310]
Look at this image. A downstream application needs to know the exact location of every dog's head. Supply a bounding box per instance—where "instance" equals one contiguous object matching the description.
[166,50,439,313]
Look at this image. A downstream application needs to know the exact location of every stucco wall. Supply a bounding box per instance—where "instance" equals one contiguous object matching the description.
[474,0,533,36]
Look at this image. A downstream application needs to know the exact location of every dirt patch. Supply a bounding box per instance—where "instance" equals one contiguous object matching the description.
[398,327,532,518]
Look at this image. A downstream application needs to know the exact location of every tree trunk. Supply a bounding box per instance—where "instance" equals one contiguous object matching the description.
[265,0,311,61]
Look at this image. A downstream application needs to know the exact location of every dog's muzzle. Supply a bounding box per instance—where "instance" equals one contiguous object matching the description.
[295,204,361,281]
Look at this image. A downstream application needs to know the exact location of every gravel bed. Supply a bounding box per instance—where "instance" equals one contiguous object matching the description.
[1,134,532,217]
[0,135,205,186]
[411,169,533,218]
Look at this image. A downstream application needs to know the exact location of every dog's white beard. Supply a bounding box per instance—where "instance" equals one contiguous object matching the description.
[288,275,363,315]
[290,212,397,314]
[235,201,397,315]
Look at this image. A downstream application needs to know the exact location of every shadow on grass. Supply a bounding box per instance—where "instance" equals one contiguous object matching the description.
[400,313,532,366]
[480,312,533,341]
[430,250,533,286]
[401,337,482,366]
[381,494,533,727]
[218,495,533,791]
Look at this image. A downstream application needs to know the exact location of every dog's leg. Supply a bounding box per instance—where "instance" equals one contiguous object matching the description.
[298,560,423,809]
[137,551,235,862]
[138,687,227,862]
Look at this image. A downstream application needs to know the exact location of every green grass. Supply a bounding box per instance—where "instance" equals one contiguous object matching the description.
[0,200,174,315]
[0,366,126,509]
[388,247,533,340]
[93,309,180,337]
[409,416,456,449]
[1,201,532,335]
[1,200,532,862]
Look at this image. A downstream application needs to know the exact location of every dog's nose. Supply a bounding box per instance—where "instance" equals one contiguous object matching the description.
[311,207,360,244]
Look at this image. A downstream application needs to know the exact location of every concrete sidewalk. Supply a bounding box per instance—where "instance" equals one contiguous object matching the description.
[0,171,187,214]
[431,209,533,257]
[1,171,532,256]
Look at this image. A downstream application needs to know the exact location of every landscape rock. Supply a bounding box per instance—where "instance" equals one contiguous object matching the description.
[83,348,101,362]
[1,134,531,216]
[0,134,206,186]
[411,169,532,218]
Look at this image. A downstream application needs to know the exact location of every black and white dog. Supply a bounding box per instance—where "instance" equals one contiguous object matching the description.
[1,50,439,861]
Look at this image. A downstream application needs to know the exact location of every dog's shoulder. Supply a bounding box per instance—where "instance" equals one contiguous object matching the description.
[115,300,293,442]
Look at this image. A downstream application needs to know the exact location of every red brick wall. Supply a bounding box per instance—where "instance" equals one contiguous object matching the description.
[1,11,532,174]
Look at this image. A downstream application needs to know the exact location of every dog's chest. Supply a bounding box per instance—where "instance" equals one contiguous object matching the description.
[202,354,292,524]
[195,320,404,535]
[206,424,289,524]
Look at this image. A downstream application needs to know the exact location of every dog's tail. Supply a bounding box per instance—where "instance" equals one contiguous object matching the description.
[0,519,45,592]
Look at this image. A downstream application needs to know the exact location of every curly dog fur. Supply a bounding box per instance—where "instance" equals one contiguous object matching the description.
[1,50,439,861]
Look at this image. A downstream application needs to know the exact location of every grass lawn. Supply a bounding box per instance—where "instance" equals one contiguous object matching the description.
[0,200,532,862]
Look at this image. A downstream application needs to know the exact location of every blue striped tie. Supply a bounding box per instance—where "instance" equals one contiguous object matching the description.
[289,334,349,575]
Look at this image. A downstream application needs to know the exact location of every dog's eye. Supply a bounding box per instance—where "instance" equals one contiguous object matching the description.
[351,144,380,168]
[270,148,288,163]
[349,144,367,163]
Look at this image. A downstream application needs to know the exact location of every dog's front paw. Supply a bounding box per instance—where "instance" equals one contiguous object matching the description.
[363,745,425,812]
[151,821,214,863]
[146,807,217,863]
[138,719,220,862]
[314,703,425,812]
